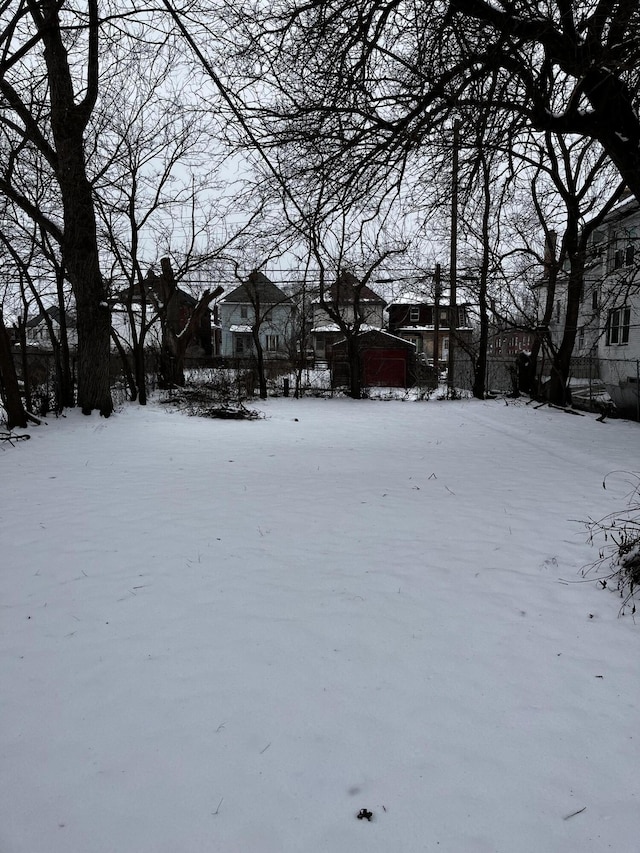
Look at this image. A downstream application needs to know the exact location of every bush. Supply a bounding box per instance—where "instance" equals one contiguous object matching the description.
[584,473,640,615]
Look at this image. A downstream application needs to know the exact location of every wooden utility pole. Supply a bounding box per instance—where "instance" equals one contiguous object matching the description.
[433,264,441,376]
[448,120,460,394]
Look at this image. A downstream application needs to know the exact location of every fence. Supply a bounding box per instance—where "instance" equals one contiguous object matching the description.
[7,346,640,421]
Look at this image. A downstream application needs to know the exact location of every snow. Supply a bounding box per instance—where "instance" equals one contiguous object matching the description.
[2,397,639,853]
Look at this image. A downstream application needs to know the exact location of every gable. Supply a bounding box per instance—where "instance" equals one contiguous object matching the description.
[223,272,291,306]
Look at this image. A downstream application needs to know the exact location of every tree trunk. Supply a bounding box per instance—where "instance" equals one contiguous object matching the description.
[546,259,584,406]
[54,263,75,408]
[472,151,492,400]
[156,258,223,389]
[35,0,113,416]
[0,311,28,430]
[347,334,362,399]
[252,330,267,399]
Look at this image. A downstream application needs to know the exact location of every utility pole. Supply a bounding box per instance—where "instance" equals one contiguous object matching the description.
[448,119,461,394]
[434,263,441,378]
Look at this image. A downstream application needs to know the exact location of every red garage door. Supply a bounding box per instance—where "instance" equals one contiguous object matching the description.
[362,349,407,387]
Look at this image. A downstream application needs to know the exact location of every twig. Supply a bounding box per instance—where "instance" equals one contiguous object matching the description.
[212,797,224,816]
[563,806,586,820]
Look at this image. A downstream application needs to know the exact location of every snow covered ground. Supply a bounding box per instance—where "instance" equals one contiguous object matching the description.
[1,396,639,853]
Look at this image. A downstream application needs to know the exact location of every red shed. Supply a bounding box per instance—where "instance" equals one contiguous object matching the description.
[331,330,416,388]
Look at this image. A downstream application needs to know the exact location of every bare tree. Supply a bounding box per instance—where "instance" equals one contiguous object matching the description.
[92,54,233,403]
[214,0,640,205]
[0,0,115,414]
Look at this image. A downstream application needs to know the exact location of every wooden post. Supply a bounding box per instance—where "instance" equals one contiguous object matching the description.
[434,264,441,377]
[448,120,460,394]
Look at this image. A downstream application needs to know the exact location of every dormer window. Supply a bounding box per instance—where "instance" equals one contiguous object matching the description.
[409,306,420,322]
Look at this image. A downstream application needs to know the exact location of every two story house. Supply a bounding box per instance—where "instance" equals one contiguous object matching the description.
[535,196,640,416]
[219,271,296,360]
[310,270,387,361]
[386,293,472,367]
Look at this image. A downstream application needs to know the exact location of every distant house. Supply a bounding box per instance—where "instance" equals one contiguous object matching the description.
[111,269,214,355]
[25,306,77,349]
[386,294,472,366]
[487,328,535,357]
[311,271,387,361]
[219,271,296,359]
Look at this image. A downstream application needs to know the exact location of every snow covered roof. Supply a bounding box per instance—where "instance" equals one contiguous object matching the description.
[332,328,417,349]
[386,292,466,308]
[229,324,252,333]
[311,323,381,334]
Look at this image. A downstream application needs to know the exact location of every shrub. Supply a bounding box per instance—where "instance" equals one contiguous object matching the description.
[584,473,640,615]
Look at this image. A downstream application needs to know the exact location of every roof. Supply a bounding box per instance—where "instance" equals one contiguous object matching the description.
[332,329,417,349]
[316,270,387,306]
[26,306,76,328]
[222,271,291,306]
[113,271,200,308]
[311,323,380,333]
[386,292,467,308]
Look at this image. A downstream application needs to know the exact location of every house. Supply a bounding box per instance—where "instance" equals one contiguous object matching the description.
[311,270,387,361]
[219,271,296,359]
[24,306,77,349]
[112,269,214,356]
[535,197,640,416]
[386,293,472,367]
[331,329,416,388]
[585,198,640,415]
[487,327,535,357]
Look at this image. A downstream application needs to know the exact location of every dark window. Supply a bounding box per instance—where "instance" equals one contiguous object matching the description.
[591,289,598,310]
[409,306,420,322]
[235,334,251,354]
[607,306,631,345]
[626,244,635,267]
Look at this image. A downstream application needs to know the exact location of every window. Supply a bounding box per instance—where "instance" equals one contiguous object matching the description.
[240,305,248,319]
[409,306,420,322]
[626,244,635,267]
[612,242,635,271]
[591,289,598,311]
[555,300,561,323]
[578,326,585,350]
[607,306,631,345]
[266,334,280,352]
[235,334,251,354]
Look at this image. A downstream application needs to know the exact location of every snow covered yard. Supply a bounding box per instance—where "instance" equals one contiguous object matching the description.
[1,397,639,853]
